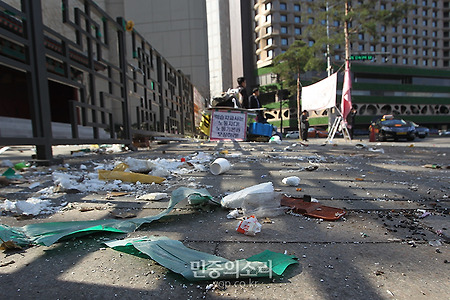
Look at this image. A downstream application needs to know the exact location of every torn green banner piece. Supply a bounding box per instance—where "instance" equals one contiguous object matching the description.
[0,187,212,247]
[105,236,298,281]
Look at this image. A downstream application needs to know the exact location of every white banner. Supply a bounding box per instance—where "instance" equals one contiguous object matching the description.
[301,72,337,111]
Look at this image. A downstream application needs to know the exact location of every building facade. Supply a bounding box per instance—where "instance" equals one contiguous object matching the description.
[252,0,450,129]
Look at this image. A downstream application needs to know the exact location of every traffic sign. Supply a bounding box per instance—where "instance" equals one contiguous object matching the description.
[350,54,374,61]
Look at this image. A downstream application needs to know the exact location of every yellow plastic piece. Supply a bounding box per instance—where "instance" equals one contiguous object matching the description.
[98,170,165,184]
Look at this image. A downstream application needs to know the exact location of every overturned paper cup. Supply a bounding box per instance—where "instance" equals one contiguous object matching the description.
[210,158,231,175]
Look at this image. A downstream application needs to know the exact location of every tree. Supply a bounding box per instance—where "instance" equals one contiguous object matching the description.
[303,0,413,64]
[273,40,323,132]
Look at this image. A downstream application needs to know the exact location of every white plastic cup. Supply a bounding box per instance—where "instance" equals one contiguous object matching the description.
[210,158,231,175]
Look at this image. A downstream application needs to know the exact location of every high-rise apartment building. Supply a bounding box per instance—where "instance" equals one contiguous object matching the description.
[254,0,449,73]
[253,0,450,128]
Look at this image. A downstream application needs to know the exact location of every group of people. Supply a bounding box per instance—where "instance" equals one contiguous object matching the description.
[234,76,357,140]
[236,77,266,123]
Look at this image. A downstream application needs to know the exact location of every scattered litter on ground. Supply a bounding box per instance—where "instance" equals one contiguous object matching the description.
[0,187,213,246]
[282,176,301,186]
[221,182,273,209]
[281,195,346,220]
[210,158,231,175]
[236,215,262,236]
[105,236,298,281]
[136,192,168,201]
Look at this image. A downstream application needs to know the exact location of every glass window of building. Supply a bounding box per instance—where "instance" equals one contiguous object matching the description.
[294,4,300,11]
[423,40,428,46]
[358,44,364,51]
[268,50,273,57]
[432,1,437,7]
[267,38,273,45]
[266,15,272,22]
[381,36,386,42]
[423,0,427,6]
[413,48,418,55]
[423,49,428,55]
[402,27,408,34]
[432,21,437,27]
[266,26,272,34]
[381,4,386,10]
[281,26,287,34]
[432,31,437,37]
[412,28,417,34]
[392,27,397,33]
[422,10,427,16]
[413,8,417,14]
[403,58,408,64]
[308,18,314,24]
[370,45,375,51]
[295,16,301,23]
[294,27,301,35]
[308,40,314,47]
[335,54,340,60]
[423,20,427,26]
[423,30,427,36]
[413,18,418,25]
[333,20,339,27]
[432,50,437,56]
[432,60,437,66]
[402,18,407,24]
[265,3,272,10]
[280,3,287,10]
[392,57,397,64]
[423,60,428,66]
[413,59,417,65]
[432,40,437,47]
[281,38,288,45]
[403,48,407,54]
[358,33,364,40]
[392,47,397,54]
[381,46,386,52]
[280,15,287,22]
[392,37,397,43]
[381,25,386,32]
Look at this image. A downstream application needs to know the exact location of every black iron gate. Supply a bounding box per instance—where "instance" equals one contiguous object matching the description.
[0,0,195,161]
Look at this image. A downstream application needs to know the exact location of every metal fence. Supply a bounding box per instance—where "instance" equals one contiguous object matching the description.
[0,0,195,161]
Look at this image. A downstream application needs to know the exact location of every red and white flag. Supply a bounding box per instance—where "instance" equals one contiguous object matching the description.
[341,60,352,121]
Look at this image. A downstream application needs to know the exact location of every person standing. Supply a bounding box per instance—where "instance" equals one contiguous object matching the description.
[347,107,357,139]
[248,87,266,123]
[300,110,309,141]
[237,77,248,108]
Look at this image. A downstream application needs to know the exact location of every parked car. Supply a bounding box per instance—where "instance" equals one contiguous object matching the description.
[406,121,429,138]
[370,116,415,141]
[285,131,299,139]
[308,127,328,138]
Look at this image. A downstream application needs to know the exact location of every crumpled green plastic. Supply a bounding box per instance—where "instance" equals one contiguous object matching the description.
[105,236,298,281]
[0,187,212,246]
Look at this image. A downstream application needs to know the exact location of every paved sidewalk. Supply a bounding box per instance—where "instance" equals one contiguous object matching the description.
[0,137,449,299]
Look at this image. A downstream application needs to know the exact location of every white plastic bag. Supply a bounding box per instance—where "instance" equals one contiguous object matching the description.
[241,192,286,217]
[221,182,274,208]
[236,215,262,236]
[282,176,301,186]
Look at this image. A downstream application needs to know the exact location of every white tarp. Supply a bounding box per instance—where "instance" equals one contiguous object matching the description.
[301,72,337,111]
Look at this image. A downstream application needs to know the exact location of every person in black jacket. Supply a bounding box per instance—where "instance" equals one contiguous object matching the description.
[248,87,266,123]
[347,106,357,139]
[300,110,309,141]
[237,77,248,108]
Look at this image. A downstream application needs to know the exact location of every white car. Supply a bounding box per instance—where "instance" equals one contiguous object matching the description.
[285,131,299,139]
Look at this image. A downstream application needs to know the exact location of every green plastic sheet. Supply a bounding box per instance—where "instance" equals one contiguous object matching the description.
[0,187,212,246]
[106,236,298,281]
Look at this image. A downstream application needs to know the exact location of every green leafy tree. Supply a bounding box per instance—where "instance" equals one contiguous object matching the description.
[303,0,413,62]
[273,40,323,130]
